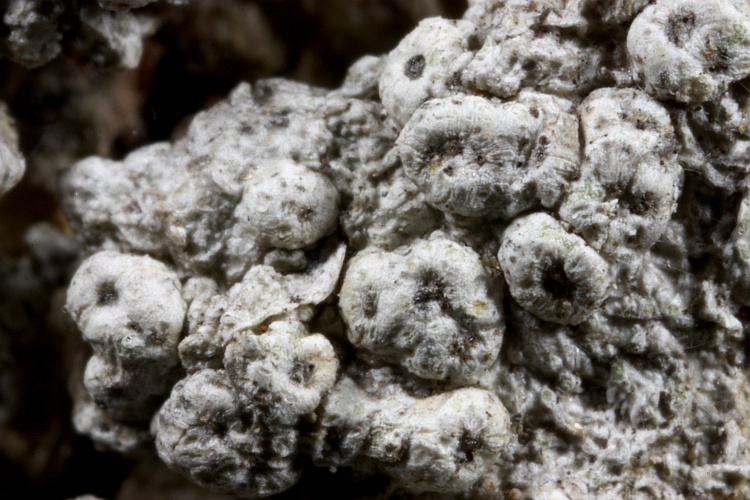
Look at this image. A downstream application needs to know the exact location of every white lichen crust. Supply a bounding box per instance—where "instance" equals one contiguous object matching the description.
[396,93,579,218]
[312,370,510,494]
[72,391,152,455]
[224,159,339,279]
[148,243,345,496]
[463,0,611,99]
[66,251,186,422]
[379,17,478,126]
[499,213,611,325]
[57,0,750,497]
[340,232,504,383]
[156,320,338,498]
[628,0,750,102]
[559,87,682,278]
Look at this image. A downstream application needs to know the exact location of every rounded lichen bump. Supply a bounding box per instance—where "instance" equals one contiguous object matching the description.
[46,0,750,497]
[627,0,750,102]
[499,213,611,325]
[66,251,186,422]
[340,232,504,383]
[396,93,579,218]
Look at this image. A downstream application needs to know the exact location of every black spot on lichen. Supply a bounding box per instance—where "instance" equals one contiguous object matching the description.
[620,191,655,215]
[239,411,255,430]
[413,270,452,312]
[430,137,464,157]
[706,43,731,72]
[126,321,143,333]
[296,206,316,222]
[542,261,575,300]
[210,420,228,437]
[446,71,463,91]
[620,111,654,131]
[658,391,675,420]
[666,12,696,47]
[522,59,538,72]
[290,359,315,385]
[96,280,118,306]
[362,290,378,318]
[457,430,482,465]
[450,330,479,362]
[536,135,548,161]
[515,137,531,168]
[252,81,275,105]
[404,54,426,80]
[425,136,467,172]
[269,109,291,128]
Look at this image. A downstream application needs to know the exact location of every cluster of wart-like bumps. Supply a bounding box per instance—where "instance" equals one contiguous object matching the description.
[61,0,750,497]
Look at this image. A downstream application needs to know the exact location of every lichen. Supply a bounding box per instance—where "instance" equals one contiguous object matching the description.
[51,0,750,497]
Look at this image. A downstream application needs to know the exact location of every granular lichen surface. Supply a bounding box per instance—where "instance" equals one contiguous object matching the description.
[46,0,750,497]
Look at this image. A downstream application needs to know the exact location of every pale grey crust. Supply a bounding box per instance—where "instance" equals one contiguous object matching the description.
[378,17,479,126]
[341,164,443,251]
[559,87,683,280]
[499,212,611,325]
[72,389,153,456]
[627,0,750,103]
[156,320,338,498]
[396,92,579,218]
[57,0,750,497]
[677,82,750,191]
[463,0,610,99]
[224,159,340,280]
[62,81,379,282]
[311,369,511,494]
[340,232,504,384]
[178,239,345,374]
[66,251,186,422]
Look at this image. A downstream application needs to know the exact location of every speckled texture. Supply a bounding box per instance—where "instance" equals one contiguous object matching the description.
[340,232,504,383]
[628,0,750,103]
[396,91,579,218]
[378,17,478,126]
[65,251,186,422]
[53,0,750,497]
[155,319,338,498]
[311,367,511,494]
